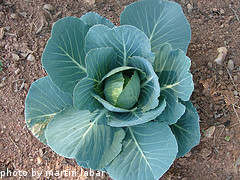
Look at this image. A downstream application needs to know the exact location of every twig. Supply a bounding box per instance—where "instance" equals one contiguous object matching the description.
[8,136,19,149]
[226,67,237,90]
[222,93,240,126]
[229,5,240,24]
[217,126,225,141]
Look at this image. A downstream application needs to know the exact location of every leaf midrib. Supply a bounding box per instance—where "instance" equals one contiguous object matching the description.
[55,43,87,73]
[72,109,108,154]
[128,127,154,176]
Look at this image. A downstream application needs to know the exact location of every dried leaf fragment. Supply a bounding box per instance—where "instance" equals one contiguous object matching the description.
[214,47,228,65]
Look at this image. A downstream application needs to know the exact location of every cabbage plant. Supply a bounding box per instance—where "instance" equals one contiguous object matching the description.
[25,0,200,179]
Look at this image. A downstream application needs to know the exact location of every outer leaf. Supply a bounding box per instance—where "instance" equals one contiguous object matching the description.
[107,121,178,180]
[42,17,89,93]
[85,47,117,81]
[155,43,193,124]
[108,99,166,127]
[128,56,160,111]
[80,12,115,28]
[157,83,186,124]
[45,107,125,170]
[73,78,103,112]
[120,0,191,54]
[170,100,200,157]
[76,160,107,172]
[25,76,72,144]
[85,25,154,66]
[74,47,117,112]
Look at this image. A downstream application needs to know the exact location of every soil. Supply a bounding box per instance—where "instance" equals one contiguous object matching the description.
[0,0,240,179]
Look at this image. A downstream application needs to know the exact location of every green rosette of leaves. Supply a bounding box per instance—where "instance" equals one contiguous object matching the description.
[25,0,200,179]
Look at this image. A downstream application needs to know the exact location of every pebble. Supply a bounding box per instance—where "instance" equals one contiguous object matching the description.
[85,0,95,5]
[187,4,193,13]
[0,28,4,39]
[219,70,223,75]
[10,13,19,20]
[204,126,216,138]
[228,60,234,71]
[213,8,218,12]
[220,9,225,15]
[43,4,54,11]
[214,47,228,65]
[184,151,192,158]
[207,62,212,68]
[37,156,43,165]
[12,53,20,61]
[27,54,35,61]
[4,26,10,31]
[233,90,238,96]
[14,68,21,75]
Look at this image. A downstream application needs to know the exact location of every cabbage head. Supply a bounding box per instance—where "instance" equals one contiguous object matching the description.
[25,0,200,179]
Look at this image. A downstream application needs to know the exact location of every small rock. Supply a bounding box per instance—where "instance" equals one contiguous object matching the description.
[61,160,68,164]
[14,68,21,75]
[43,4,54,11]
[4,26,10,31]
[200,148,212,159]
[24,83,29,90]
[39,149,44,157]
[228,60,234,71]
[233,75,238,82]
[207,62,213,68]
[213,8,218,13]
[18,12,27,18]
[10,13,19,20]
[12,53,20,61]
[85,0,95,5]
[220,9,225,15]
[233,90,238,96]
[184,151,192,158]
[181,0,186,4]
[0,28,4,39]
[27,54,35,61]
[219,70,223,75]
[37,156,43,165]
[214,47,228,65]
[187,4,193,13]
[204,126,216,138]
